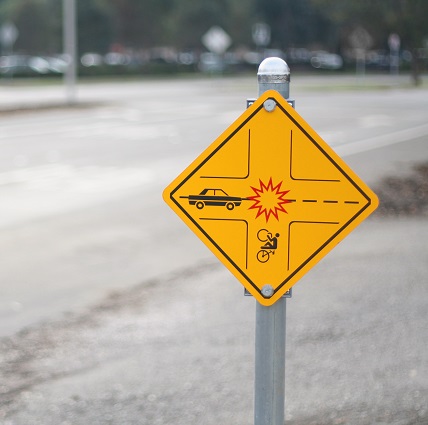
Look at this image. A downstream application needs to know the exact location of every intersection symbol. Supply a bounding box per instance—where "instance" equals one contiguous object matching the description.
[163,90,378,306]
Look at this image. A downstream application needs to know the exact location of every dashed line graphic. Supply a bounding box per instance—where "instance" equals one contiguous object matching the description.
[287,199,360,204]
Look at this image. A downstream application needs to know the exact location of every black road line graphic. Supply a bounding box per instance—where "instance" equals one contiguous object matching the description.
[289,129,341,183]
[287,220,339,270]
[201,128,251,179]
[200,218,249,269]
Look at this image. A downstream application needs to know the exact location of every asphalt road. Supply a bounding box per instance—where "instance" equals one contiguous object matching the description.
[0,75,427,424]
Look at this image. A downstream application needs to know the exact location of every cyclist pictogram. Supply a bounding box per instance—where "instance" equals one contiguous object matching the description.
[257,228,280,263]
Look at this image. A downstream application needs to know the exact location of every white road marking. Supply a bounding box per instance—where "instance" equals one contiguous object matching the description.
[334,123,428,157]
[358,114,394,128]
[0,164,155,227]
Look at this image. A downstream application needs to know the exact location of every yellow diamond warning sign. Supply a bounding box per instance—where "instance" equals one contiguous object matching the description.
[163,90,378,306]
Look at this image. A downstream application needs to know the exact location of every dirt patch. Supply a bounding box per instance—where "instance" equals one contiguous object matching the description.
[374,161,428,217]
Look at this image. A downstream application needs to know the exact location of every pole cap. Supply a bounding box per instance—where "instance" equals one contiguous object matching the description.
[257,57,290,84]
[257,57,290,99]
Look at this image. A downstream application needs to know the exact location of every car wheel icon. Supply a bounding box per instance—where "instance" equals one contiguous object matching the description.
[196,201,205,209]
[226,202,235,210]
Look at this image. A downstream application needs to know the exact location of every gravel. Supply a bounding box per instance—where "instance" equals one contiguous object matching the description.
[375,161,428,217]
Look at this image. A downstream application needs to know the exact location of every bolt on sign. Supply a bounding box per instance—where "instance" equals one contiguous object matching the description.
[163,90,378,306]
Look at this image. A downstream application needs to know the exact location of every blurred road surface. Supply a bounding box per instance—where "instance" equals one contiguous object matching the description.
[0,75,427,424]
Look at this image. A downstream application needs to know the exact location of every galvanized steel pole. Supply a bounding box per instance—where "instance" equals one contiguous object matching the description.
[254,57,290,425]
[63,0,77,105]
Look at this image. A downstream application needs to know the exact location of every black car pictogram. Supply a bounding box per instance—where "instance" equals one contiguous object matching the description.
[181,188,248,210]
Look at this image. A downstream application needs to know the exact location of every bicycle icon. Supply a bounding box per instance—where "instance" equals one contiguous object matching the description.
[256,229,280,263]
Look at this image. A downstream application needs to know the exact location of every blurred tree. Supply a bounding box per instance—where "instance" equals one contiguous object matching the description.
[78,0,114,54]
[255,0,335,50]
[162,0,233,49]
[383,0,428,85]
[97,0,255,51]
[226,0,255,47]
[311,0,428,84]
[0,0,113,55]
[0,0,59,54]
[107,0,173,48]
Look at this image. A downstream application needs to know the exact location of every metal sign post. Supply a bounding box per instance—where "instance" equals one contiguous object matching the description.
[255,297,287,425]
[63,0,77,105]
[388,33,401,78]
[254,57,290,425]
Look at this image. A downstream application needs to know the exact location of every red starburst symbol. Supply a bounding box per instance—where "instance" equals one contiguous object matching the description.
[248,178,291,222]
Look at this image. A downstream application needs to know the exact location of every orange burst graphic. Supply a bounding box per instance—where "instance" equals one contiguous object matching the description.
[248,178,291,222]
